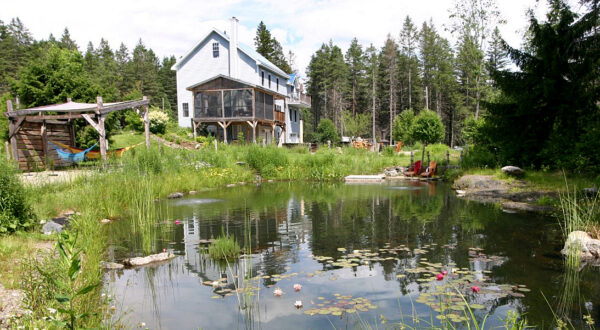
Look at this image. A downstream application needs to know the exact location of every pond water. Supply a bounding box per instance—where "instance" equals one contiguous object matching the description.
[105,181,600,329]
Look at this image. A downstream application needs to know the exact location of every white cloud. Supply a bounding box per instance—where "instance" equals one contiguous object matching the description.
[1,0,582,75]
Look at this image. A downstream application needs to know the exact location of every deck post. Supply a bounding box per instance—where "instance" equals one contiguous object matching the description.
[246,120,257,144]
[191,119,197,140]
[143,96,150,149]
[96,96,107,161]
[271,123,275,144]
[7,100,19,161]
[41,120,48,168]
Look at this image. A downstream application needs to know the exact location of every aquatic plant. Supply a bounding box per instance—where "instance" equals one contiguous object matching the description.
[208,235,241,260]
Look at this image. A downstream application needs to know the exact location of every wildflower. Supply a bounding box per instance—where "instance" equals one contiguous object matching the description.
[138,322,146,328]
[436,273,444,281]
[471,286,480,293]
[441,270,448,276]
[101,293,106,298]
[294,300,303,309]
[273,288,283,297]
[47,308,56,314]
[293,284,302,292]
[174,220,181,225]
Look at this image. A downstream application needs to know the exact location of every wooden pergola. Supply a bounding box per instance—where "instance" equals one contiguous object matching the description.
[4,96,150,170]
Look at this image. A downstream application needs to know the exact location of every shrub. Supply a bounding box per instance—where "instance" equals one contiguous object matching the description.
[245,145,288,173]
[392,109,415,145]
[0,159,35,233]
[208,235,241,260]
[316,119,340,144]
[124,110,144,132]
[411,110,444,146]
[148,108,169,134]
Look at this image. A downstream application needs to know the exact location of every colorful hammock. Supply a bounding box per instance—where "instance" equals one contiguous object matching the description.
[50,141,141,159]
[48,142,97,163]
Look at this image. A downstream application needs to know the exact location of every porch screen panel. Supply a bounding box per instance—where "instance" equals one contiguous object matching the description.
[255,91,265,119]
[242,90,253,117]
[224,91,232,117]
[204,91,222,117]
[194,93,202,118]
[230,90,252,117]
[265,94,273,120]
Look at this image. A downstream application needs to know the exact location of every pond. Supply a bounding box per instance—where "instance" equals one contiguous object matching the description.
[105,181,600,329]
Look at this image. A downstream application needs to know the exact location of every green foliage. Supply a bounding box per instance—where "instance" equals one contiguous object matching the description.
[208,235,241,260]
[411,110,444,145]
[0,159,34,233]
[462,116,486,146]
[254,21,293,74]
[342,110,370,137]
[462,145,499,168]
[124,110,144,132]
[245,145,288,175]
[11,45,100,107]
[0,93,11,141]
[316,118,340,143]
[392,109,415,145]
[236,131,245,144]
[36,231,100,329]
[487,1,600,171]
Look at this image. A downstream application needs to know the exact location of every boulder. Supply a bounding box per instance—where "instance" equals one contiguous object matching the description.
[189,190,198,195]
[103,262,124,270]
[561,231,600,259]
[42,221,63,235]
[123,252,175,267]
[384,168,399,177]
[167,192,184,199]
[100,219,111,224]
[501,166,525,177]
[501,201,552,213]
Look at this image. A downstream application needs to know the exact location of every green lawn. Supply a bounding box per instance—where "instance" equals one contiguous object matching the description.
[110,131,145,149]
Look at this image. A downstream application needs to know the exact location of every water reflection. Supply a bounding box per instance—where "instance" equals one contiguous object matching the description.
[105,182,600,329]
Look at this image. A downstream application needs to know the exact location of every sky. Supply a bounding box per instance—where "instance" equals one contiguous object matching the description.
[1,0,585,75]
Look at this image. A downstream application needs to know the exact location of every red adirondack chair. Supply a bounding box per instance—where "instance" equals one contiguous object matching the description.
[404,160,422,177]
[420,161,437,178]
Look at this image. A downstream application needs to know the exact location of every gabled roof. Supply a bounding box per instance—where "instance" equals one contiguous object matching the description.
[186,74,288,98]
[172,29,289,78]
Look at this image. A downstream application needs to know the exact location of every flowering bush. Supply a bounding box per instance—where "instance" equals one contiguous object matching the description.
[148,109,169,134]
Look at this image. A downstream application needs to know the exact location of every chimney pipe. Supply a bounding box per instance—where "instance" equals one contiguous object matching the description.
[229,17,239,79]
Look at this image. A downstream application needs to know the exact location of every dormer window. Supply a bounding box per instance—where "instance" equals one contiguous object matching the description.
[212,43,219,58]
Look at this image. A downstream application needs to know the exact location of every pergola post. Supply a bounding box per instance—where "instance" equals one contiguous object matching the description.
[217,121,231,144]
[4,141,10,161]
[271,123,276,144]
[96,96,107,161]
[41,120,48,168]
[191,119,197,140]
[246,120,257,144]
[143,96,150,149]
[7,100,18,161]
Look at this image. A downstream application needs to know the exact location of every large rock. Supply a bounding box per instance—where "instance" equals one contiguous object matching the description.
[42,221,63,235]
[453,175,509,191]
[384,168,399,177]
[167,192,184,199]
[123,252,176,267]
[501,166,525,176]
[561,231,600,259]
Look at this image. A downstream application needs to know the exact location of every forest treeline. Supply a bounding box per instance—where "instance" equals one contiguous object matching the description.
[305,0,600,172]
[0,19,176,113]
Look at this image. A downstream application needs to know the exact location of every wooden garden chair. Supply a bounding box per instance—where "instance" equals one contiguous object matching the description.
[420,161,437,178]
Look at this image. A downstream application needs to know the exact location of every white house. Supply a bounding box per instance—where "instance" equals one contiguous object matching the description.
[171,17,310,144]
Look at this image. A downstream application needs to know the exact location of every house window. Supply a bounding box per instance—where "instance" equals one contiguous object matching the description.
[261,72,264,85]
[268,74,271,88]
[294,110,297,122]
[212,42,219,58]
[276,78,279,91]
[182,103,189,117]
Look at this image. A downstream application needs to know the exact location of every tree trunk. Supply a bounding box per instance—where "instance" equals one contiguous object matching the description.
[372,68,376,145]
[475,75,481,119]
[408,66,412,109]
[389,82,393,146]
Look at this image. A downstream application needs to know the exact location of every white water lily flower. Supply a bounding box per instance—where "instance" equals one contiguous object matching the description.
[212,281,220,288]
[294,300,303,308]
[273,288,283,297]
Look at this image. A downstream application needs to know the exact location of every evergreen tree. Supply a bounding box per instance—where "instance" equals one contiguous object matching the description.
[486,27,508,74]
[159,56,177,116]
[60,27,78,51]
[307,43,331,129]
[126,39,162,104]
[379,34,399,144]
[254,21,292,73]
[399,16,421,110]
[0,18,34,94]
[344,38,368,115]
[365,44,379,141]
[487,0,600,170]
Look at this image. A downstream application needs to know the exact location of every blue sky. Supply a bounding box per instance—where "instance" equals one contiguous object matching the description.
[2,0,576,75]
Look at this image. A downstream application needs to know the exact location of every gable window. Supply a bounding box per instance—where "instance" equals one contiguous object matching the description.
[276,78,279,91]
[182,103,189,117]
[261,72,264,85]
[268,74,271,88]
[212,42,219,58]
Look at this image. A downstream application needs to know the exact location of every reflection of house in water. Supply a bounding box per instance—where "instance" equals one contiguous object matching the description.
[180,197,311,283]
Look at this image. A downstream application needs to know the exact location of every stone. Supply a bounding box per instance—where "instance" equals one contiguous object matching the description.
[42,221,63,235]
[561,231,600,259]
[100,219,111,224]
[501,201,552,213]
[123,252,176,267]
[384,168,399,177]
[189,190,198,195]
[103,262,124,270]
[583,187,599,196]
[167,192,184,199]
[236,161,247,166]
[195,143,202,149]
[501,166,525,176]
[456,190,466,196]
[226,184,236,188]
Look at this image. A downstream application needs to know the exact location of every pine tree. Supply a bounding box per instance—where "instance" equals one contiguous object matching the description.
[254,21,292,74]
[399,16,421,110]
[344,38,367,115]
[365,44,379,141]
[379,34,399,144]
[60,28,78,51]
[0,18,34,94]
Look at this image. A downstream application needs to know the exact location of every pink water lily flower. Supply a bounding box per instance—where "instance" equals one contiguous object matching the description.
[174,220,181,225]
[274,288,283,297]
[441,270,448,276]
[436,273,444,281]
[294,300,303,309]
[293,284,302,292]
[472,286,480,293]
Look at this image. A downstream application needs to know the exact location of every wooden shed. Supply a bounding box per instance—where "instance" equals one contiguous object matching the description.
[4,96,150,171]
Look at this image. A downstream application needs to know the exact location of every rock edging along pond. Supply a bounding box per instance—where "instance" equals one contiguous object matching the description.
[452,174,556,213]
[562,231,600,265]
